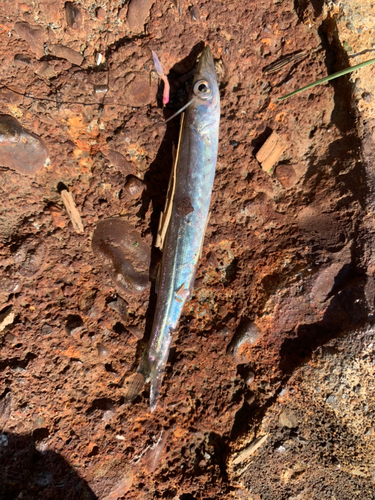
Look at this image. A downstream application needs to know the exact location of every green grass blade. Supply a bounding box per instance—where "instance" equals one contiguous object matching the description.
[278,56,375,101]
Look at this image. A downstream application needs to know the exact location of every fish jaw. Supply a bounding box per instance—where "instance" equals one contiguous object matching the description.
[189,45,220,135]
[193,46,219,100]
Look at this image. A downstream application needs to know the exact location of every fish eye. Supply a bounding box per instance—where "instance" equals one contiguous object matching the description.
[193,79,212,100]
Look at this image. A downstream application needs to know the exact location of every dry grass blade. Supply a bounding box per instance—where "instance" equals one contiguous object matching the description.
[263,50,307,75]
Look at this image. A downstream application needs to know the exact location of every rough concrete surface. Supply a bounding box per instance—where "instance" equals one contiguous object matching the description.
[0,0,375,498]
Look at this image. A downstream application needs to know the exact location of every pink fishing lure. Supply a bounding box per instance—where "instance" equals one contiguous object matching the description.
[152,50,170,106]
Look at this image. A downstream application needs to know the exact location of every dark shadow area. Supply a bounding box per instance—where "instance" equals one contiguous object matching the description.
[169,42,205,76]
[0,352,37,371]
[294,0,324,20]
[230,387,280,442]
[230,266,369,441]
[279,270,368,376]
[250,126,273,156]
[207,431,230,483]
[325,262,352,300]
[0,432,97,500]
[302,138,366,210]
[298,17,365,204]
[86,397,116,415]
[349,48,375,59]
[318,17,356,134]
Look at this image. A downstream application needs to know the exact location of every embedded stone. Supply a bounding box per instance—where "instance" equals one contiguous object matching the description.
[92,218,151,295]
[0,114,49,175]
[127,0,155,32]
[14,22,45,58]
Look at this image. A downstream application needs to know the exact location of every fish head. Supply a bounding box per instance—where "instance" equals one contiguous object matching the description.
[188,45,220,133]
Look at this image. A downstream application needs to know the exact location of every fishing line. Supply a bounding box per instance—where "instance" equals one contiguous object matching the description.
[164,97,196,123]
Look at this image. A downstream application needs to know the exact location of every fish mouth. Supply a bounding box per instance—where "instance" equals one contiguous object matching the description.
[193,45,217,85]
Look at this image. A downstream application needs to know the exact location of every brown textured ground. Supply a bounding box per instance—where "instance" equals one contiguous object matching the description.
[1,0,375,499]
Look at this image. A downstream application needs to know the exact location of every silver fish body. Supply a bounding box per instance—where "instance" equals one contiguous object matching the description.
[126,46,220,411]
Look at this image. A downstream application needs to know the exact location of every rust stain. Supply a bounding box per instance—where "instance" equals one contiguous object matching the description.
[63,114,100,171]
[61,346,82,359]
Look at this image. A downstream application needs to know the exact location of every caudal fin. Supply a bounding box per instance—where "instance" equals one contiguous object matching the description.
[149,354,169,412]
[123,372,146,402]
[123,329,172,412]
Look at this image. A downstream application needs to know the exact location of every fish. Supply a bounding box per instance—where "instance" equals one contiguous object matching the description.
[125,45,220,412]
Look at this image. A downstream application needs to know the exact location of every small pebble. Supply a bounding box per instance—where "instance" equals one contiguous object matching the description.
[218,326,230,337]
[0,276,21,294]
[102,410,115,421]
[97,343,109,357]
[275,164,297,189]
[362,92,373,103]
[41,324,53,335]
[124,175,145,198]
[96,7,106,19]
[95,52,104,65]
[279,409,298,428]
[105,150,133,175]
[127,326,143,339]
[0,309,15,332]
[16,243,47,277]
[14,54,31,65]
[228,319,262,364]
[5,333,18,344]
[0,434,9,447]
[207,251,219,268]
[94,84,109,94]
[65,2,82,29]
[49,44,84,66]
[125,75,152,107]
[190,5,200,20]
[108,296,128,320]
[245,392,255,405]
[245,372,255,385]
[65,314,84,334]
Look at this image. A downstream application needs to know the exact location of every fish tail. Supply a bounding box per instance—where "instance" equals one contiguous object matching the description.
[149,348,170,412]
[124,329,172,412]
[123,371,146,403]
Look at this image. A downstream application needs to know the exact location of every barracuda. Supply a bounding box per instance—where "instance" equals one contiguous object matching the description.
[125,45,220,412]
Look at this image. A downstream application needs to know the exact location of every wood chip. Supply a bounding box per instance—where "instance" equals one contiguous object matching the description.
[0,309,15,332]
[232,434,268,466]
[60,189,84,233]
[256,131,287,173]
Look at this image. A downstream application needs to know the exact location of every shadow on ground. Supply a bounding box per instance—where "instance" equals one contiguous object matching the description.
[0,432,97,500]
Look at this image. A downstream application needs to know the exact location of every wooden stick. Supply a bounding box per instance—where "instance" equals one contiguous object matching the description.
[60,189,84,234]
